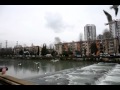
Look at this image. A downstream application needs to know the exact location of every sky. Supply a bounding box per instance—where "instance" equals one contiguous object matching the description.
[0,5,120,48]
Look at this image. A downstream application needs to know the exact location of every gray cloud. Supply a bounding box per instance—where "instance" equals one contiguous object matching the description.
[54,37,61,44]
[0,5,119,47]
[44,12,67,33]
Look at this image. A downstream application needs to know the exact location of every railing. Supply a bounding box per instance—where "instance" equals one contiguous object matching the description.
[0,75,35,85]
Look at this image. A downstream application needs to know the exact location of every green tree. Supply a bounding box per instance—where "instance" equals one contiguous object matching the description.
[19,50,23,55]
[37,46,39,55]
[62,51,69,57]
[41,44,48,56]
[68,47,73,56]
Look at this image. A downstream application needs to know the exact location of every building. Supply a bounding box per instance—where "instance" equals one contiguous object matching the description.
[102,39,114,54]
[108,19,120,53]
[84,24,96,41]
[29,46,42,56]
[109,19,120,39]
[13,45,23,55]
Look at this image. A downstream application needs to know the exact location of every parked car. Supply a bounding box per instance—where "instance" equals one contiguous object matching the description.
[100,53,110,57]
[76,55,81,58]
[110,53,115,56]
[116,53,120,56]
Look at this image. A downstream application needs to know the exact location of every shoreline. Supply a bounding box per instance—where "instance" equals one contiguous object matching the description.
[0,57,120,64]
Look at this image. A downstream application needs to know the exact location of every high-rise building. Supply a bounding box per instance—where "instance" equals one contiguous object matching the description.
[109,19,120,39]
[84,24,96,41]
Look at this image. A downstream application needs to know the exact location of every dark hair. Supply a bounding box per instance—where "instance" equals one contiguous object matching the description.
[0,67,8,72]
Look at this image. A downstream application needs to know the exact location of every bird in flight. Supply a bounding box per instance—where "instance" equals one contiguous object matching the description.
[103,10,112,23]
[110,5,119,16]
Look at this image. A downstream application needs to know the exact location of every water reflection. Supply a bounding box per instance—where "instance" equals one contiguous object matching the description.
[0,59,95,79]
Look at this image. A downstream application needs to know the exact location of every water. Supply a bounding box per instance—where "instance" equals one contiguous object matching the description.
[1,59,120,85]
[0,59,95,79]
[25,62,120,85]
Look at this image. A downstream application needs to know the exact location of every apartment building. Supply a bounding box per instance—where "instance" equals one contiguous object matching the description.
[84,24,96,41]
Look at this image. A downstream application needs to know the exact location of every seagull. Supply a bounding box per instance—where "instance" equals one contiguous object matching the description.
[110,5,119,16]
[34,62,39,65]
[103,10,112,24]
[51,59,59,62]
[18,63,22,66]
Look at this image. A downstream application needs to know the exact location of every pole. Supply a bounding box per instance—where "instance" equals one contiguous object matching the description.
[0,43,1,48]
[6,40,7,49]
[16,41,18,46]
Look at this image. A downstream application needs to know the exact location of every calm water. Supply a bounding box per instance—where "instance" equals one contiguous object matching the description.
[0,59,95,79]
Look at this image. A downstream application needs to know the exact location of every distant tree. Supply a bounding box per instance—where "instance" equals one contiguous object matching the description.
[37,46,39,55]
[90,42,98,55]
[119,45,120,53]
[19,50,23,55]
[103,29,113,39]
[62,51,69,57]
[84,49,86,56]
[68,47,73,56]
[41,44,48,56]
[68,51,73,56]
[75,50,81,55]
[51,50,58,57]
[30,51,34,55]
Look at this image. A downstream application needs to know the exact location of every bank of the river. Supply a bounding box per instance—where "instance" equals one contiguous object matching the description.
[1,56,120,64]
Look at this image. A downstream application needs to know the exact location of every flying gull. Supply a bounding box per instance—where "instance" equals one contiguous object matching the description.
[110,5,119,16]
[103,10,112,25]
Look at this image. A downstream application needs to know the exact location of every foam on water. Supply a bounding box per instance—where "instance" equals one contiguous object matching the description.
[96,64,120,85]
[25,62,120,85]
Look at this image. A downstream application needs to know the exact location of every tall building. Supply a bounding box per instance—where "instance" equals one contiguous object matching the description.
[109,19,120,39]
[84,24,96,41]
[109,19,120,53]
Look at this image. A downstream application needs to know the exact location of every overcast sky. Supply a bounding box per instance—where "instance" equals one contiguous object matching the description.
[0,5,120,48]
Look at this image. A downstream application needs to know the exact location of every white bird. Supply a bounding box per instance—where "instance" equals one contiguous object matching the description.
[51,59,59,63]
[38,67,39,69]
[34,62,39,65]
[103,10,112,23]
[18,63,22,66]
